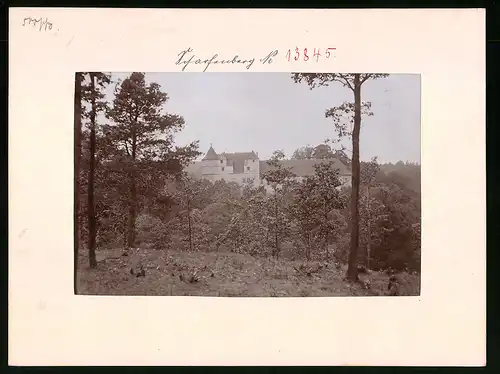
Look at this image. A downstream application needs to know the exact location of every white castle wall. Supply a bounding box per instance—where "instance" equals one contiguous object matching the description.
[187,146,351,192]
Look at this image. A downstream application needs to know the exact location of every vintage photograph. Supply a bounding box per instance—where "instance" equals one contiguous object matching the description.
[75,72,421,297]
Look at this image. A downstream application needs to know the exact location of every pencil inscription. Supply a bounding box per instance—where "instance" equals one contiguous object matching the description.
[22,17,53,32]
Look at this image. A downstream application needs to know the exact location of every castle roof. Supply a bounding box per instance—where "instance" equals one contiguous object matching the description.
[202,145,220,161]
[221,151,259,161]
[259,158,351,177]
[220,152,258,173]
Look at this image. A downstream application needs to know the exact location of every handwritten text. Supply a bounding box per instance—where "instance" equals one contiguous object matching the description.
[175,48,279,72]
[286,47,336,62]
[22,17,53,32]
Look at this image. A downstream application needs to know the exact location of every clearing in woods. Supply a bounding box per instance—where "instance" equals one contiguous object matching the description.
[77,248,420,297]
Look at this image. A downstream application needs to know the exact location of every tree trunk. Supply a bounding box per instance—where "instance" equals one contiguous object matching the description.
[324,200,329,261]
[74,73,82,291]
[306,231,311,261]
[127,177,137,249]
[274,192,279,259]
[123,217,128,250]
[346,73,362,281]
[126,124,138,250]
[87,73,97,269]
[366,186,372,269]
[186,196,193,251]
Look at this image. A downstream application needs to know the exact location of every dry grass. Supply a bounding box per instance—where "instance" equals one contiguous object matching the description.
[77,248,420,297]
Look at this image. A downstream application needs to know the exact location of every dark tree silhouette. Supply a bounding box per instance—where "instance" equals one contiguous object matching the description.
[74,73,83,291]
[291,73,388,281]
[106,72,200,251]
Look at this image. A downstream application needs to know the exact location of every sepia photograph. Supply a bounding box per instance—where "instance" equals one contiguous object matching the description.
[10,7,485,366]
[75,72,421,297]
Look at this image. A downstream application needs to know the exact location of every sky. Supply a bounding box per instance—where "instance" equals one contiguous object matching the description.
[103,73,421,164]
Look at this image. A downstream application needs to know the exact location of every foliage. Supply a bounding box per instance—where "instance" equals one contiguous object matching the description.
[77,72,201,254]
[79,139,420,272]
[291,144,351,167]
[80,72,112,268]
[325,101,374,154]
[291,73,390,90]
[260,150,297,259]
[291,145,315,159]
[368,180,420,272]
[76,72,419,297]
[291,72,389,281]
[290,162,346,260]
[104,72,201,249]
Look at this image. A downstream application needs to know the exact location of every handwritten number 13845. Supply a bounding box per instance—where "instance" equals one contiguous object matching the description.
[286,47,336,62]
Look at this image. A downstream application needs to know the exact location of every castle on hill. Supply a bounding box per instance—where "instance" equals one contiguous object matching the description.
[184,145,352,190]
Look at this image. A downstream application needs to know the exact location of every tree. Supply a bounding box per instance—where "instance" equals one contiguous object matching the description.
[369,179,419,271]
[179,173,199,252]
[312,143,335,159]
[290,176,321,260]
[74,73,83,291]
[324,100,375,277]
[360,157,382,268]
[334,149,351,167]
[81,72,111,268]
[291,145,315,159]
[291,161,345,261]
[166,173,226,252]
[90,137,131,250]
[291,73,388,281]
[261,149,296,259]
[106,72,200,251]
[411,222,421,273]
[359,192,387,268]
[311,162,345,260]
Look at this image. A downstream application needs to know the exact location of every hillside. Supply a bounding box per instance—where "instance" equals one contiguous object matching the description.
[77,248,420,297]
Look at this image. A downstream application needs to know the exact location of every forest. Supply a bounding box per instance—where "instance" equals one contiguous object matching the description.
[75,72,421,297]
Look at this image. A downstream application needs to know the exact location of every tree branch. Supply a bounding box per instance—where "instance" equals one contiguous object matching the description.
[338,74,355,91]
[360,73,374,85]
[124,141,131,156]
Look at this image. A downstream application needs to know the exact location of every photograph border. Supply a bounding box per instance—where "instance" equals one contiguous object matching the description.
[8,8,485,366]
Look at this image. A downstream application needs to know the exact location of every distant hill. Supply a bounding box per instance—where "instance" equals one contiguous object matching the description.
[379,161,421,195]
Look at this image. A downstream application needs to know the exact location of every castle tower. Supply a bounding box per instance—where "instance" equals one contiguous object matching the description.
[201,144,223,181]
[244,150,260,186]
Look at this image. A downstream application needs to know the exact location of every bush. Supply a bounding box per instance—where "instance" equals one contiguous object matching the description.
[136,213,169,249]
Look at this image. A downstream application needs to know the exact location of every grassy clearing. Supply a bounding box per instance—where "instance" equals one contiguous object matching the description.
[77,248,420,297]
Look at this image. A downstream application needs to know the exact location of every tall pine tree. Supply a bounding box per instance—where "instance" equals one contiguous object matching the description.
[81,72,111,267]
[106,72,200,251]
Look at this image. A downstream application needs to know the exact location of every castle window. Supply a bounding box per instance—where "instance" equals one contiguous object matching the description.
[247,167,250,171]
[253,160,255,162]
[222,167,225,171]
[220,160,223,163]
